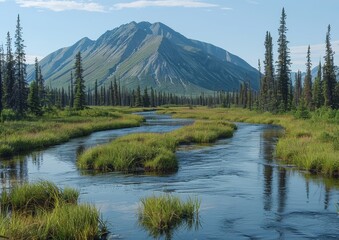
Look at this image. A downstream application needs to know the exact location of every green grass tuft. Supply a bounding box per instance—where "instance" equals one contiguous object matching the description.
[138,194,200,239]
[0,180,105,240]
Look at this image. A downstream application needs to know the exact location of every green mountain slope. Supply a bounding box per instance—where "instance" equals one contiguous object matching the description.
[27,21,259,95]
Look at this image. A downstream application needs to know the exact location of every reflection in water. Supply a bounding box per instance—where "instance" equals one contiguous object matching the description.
[31,152,43,170]
[324,186,330,210]
[139,213,200,240]
[261,128,277,212]
[0,156,28,189]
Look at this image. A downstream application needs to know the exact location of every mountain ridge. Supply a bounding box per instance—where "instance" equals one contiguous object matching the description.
[27,21,259,95]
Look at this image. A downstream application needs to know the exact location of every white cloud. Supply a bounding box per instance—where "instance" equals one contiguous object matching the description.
[290,41,339,70]
[16,0,106,12]
[112,0,218,10]
[221,7,233,11]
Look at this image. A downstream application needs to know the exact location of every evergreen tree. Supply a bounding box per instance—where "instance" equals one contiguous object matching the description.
[143,87,150,107]
[150,87,155,107]
[303,45,313,109]
[260,32,275,112]
[113,78,118,106]
[38,66,45,107]
[293,71,302,108]
[0,45,3,114]
[13,14,28,116]
[94,79,98,105]
[73,52,86,110]
[69,71,74,108]
[135,85,142,107]
[3,32,15,109]
[28,80,42,116]
[276,8,291,112]
[323,25,337,108]
[313,62,323,108]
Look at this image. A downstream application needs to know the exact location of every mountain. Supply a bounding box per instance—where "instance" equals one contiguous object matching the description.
[27,21,259,95]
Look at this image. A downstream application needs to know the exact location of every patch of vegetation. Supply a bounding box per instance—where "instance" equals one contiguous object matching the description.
[160,107,339,177]
[0,181,106,240]
[77,120,236,173]
[78,133,178,172]
[0,107,144,157]
[138,194,200,239]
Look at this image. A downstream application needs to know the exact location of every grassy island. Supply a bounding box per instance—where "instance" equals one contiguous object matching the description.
[77,119,236,173]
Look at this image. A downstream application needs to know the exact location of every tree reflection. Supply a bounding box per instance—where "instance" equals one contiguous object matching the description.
[0,156,28,189]
[261,128,280,212]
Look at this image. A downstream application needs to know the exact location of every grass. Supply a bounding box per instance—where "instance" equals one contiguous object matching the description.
[78,133,178,173]
[138,194,200,239]
[0,181,79,214]
[0,107,144,157]
[77,120,236,173]
[159,106,339,177]
[0,180,106,240]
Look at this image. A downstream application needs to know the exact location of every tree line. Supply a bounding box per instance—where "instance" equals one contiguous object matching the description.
[0,15,87,118]
[257,8,338,114]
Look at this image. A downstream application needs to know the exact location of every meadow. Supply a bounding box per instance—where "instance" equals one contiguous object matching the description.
[0,107,144,158]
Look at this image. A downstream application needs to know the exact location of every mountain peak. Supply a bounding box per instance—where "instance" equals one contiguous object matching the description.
[28,22,259,95]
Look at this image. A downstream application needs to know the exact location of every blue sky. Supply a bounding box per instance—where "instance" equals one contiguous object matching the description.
[0,0,338,72]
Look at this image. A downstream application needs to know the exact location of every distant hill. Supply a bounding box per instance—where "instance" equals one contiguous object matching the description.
[27,21,259,95]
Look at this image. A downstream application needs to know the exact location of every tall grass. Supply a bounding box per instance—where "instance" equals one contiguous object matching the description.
[138,194,200,239]
[78,133,178,173]
[0,107,143,157]
[77,120,236,173]
[0,181,79,214]
[0,180,106,239]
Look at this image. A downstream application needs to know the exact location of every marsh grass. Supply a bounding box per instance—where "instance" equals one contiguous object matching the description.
[77,120,236,173]
[138,194,200,239]
[0,107,143,157]
[159,107,339,177]
[78,133,178,172]
[0,181,79,214]
[0,180,105,240]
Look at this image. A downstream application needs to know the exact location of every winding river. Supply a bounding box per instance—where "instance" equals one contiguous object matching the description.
[1,112,339,239]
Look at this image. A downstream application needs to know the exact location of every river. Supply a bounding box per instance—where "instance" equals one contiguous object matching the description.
[1,112,339,239]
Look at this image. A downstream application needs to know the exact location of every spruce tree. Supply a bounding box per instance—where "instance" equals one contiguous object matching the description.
[323,25,336,108]
[260,32,275,112]
[150,87,155,107]
[94,79,98,105]
[3,32,15,109]
[135,85,142,107]
[38,66,45,107]
[28,80,42,116]
[276,8,291,112]
[303,45,313,109]
[73,52,86,110]
[13,14,28,116]
[143,87,150,107]
[293,71,302,108]
[313,62,323,109]
[69,71,74,108]
[113,78,118,106]
[0,45,3,114]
